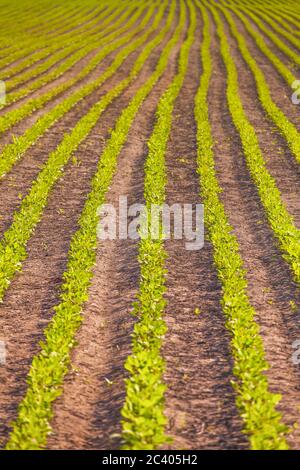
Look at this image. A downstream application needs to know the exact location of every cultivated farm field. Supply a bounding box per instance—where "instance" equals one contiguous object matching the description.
[0,0,300,452]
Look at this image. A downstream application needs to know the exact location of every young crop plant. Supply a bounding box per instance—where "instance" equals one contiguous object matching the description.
[121,0,196,451]
[231,2,300,66]
[0,0,174,303]
[0,0,167,181]
[256,7,300,36]
[0,1,111,71]
[5,0,185,450]
[0,3,105,68]
[195,0,289,450]
[0,2,153,135]
[222,2,296,87]
[238,1,300,49]
[216,3,300,166]
[207,4,300,289]
[0,2,141,107]
[2,0,300,454]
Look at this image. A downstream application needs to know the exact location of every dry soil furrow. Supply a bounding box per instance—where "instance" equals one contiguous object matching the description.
[0,7,171,236]
[236,8,300,70]
[0,6,179,446]
[0,6,145,121]
[226,8,300,130]
[162,8,247,451]
[221,11,300,230]
[208,10,300,449]
[45,7,186,451]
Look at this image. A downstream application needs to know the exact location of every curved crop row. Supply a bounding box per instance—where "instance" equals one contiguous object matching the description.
[1,4,67,41]
[0,1,152,133]
[232,2,300,66]
[0,0,47,28]
[195,1,289,450]
[238,1,300,49]
[222,2,296,87]
[0,0,175,302]
[260,10,300,36]
[259,0,300,18]
[0,0,167,179]
[217,3,300,166]
[235,0,299,16]
[237,0,300,34]
[208,3,300,288]
[0,0,116,78]
[0,0,106,54]
[120,0,196,451]
[30,2,104,38]
[40,2,106,38]
[32,2,96,36]
[0,0,101,69]
[1,3,139,106]
[0,2,119,85]
[2,3,142,95]
[0,1,81,49]
[5,0,184,450]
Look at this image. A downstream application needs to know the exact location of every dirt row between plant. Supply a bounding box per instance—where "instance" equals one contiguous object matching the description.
[162,8,247,450]
[0,5,171,237]
[0,5,148,130]
[226,8,300,131]
[1,0,300,450]
[208,9,300,449]
[221,10,300,229]
[46,6,187,451]
[0,4,177,447]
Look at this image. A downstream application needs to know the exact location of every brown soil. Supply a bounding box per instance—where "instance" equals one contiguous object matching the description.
[237,8,300,71]
[46,49,182,450]
[0,8,168,237]
[208,10,300,449]
[220,11,300,229]
[46,8,186,452]
[1,0,300,452]
[226,8,300,131]
[0,5,179,447]
[162,9,247,451]
[0,7,145,120]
